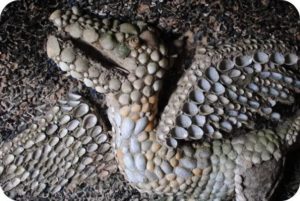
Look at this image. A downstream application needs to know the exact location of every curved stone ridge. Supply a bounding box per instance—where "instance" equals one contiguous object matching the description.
[0,92,117,196]
[48,7,170,96]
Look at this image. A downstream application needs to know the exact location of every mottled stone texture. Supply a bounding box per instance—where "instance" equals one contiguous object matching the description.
[242,159,284,201]
[0,0,300,201]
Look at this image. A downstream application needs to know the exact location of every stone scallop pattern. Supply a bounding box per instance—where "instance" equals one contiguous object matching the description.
[0,93,117,197]
[1,6,300,201]
[157,40,300,148]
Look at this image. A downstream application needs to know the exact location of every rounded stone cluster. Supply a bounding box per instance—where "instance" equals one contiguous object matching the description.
[0,93,116,196]
[158,39,300,147]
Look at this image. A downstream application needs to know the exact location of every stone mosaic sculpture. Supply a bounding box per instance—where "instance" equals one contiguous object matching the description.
[1,6,300,201]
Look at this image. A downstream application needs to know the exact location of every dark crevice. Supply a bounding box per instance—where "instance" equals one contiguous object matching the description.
[71,38,129,75]
[157,38,195,118]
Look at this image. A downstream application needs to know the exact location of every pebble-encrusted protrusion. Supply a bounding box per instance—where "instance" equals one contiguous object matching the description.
[48,7,170,108]
[157,39,300,147]
[0,92,117,196]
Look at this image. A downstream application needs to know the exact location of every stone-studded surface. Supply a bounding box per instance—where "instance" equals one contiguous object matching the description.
[0,1,164,199]
[0,2,300,201]
[45,6,300,201]
[106,37,300,200]
[158,39,300,147]
[0,93,118,198]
